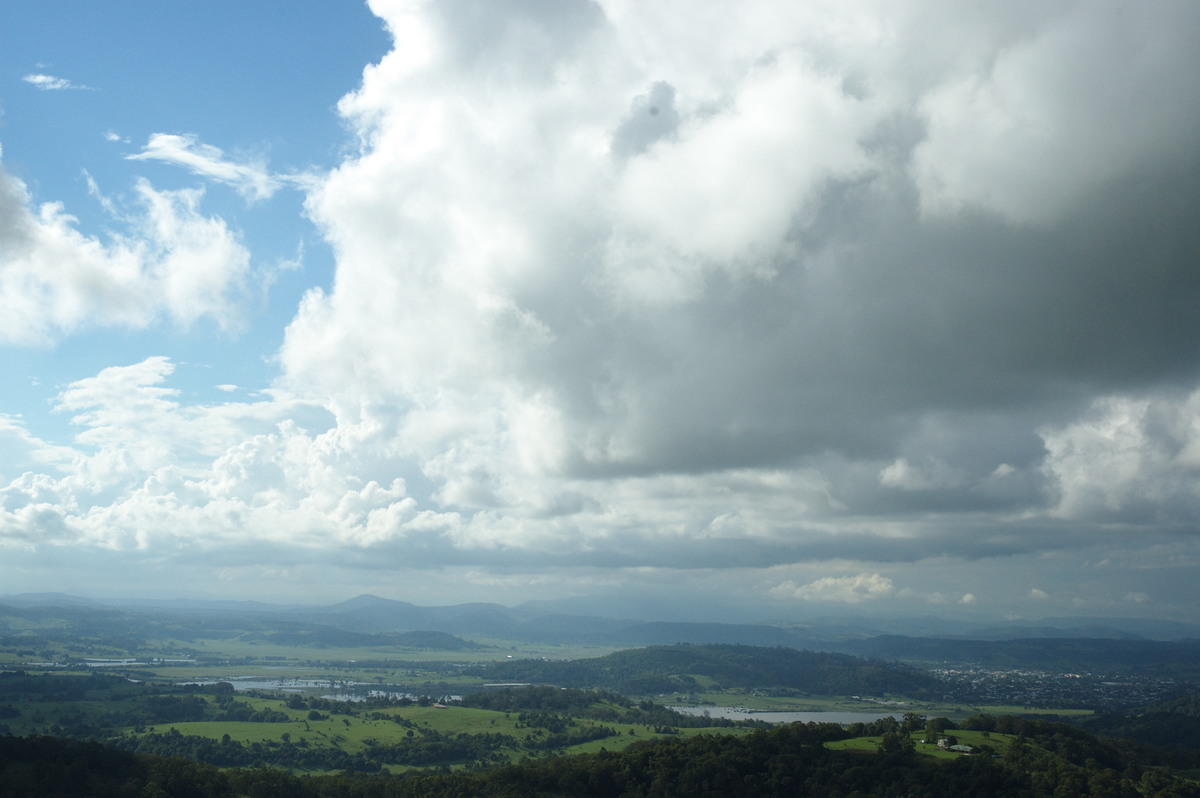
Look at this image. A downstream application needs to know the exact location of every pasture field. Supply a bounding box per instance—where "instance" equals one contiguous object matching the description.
[131,699,755,764]
[0,669,761,772]
[826,729,1017,758]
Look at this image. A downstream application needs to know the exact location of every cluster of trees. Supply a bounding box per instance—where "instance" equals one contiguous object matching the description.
[0,670,140,702]
[1085,692,1200,766]
[527,722,618,752]
[109,725,516,772]
[461,685,613,713]
[35,692,289,730]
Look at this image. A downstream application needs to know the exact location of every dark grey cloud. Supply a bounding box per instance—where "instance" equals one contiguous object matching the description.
[520,159,1200,481]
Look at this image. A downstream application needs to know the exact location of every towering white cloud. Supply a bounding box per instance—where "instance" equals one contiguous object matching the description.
[281,0,1200,566]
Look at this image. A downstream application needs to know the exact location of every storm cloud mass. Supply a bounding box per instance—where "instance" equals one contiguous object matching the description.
[3,0,1200,619]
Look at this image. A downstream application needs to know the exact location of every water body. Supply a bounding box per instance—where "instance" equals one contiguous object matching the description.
[669,707,901,725]
[183,677,354,693]
[320,691,463,703]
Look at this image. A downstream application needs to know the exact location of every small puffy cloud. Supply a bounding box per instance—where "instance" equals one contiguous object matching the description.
[879,457,966,491]
[128,133,286,201]
[0,165,252,344]
[959,593,977,605]
[1029,588,1049,601]
[774,572,897,604]
[22,73,90,91]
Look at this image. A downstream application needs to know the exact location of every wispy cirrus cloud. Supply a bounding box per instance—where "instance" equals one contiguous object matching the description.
[127,133,296,201]
[22,73,91,91]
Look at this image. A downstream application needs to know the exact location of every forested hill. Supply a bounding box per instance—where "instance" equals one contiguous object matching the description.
[1083,691,1200,764]
[468,644,942,696]
[838,635,1200,677]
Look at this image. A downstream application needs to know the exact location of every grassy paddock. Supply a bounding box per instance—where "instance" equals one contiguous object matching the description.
[826,729,1017,759]
[120,697,754,768]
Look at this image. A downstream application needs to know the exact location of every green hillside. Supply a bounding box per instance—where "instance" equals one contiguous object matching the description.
[469,643,942,697]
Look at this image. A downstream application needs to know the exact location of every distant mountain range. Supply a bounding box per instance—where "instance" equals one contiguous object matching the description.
[3,592,1199,677]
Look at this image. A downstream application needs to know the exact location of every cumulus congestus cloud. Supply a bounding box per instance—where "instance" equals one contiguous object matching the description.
[287,0,1200,523]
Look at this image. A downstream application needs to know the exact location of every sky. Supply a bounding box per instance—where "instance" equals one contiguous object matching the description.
[2,1,1199,623]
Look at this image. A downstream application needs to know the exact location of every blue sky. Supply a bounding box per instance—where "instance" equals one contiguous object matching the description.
[2,1,1200,623]
[0,1,387,438]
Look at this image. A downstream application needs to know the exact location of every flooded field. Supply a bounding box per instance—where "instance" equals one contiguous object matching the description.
[670,706,900,725]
